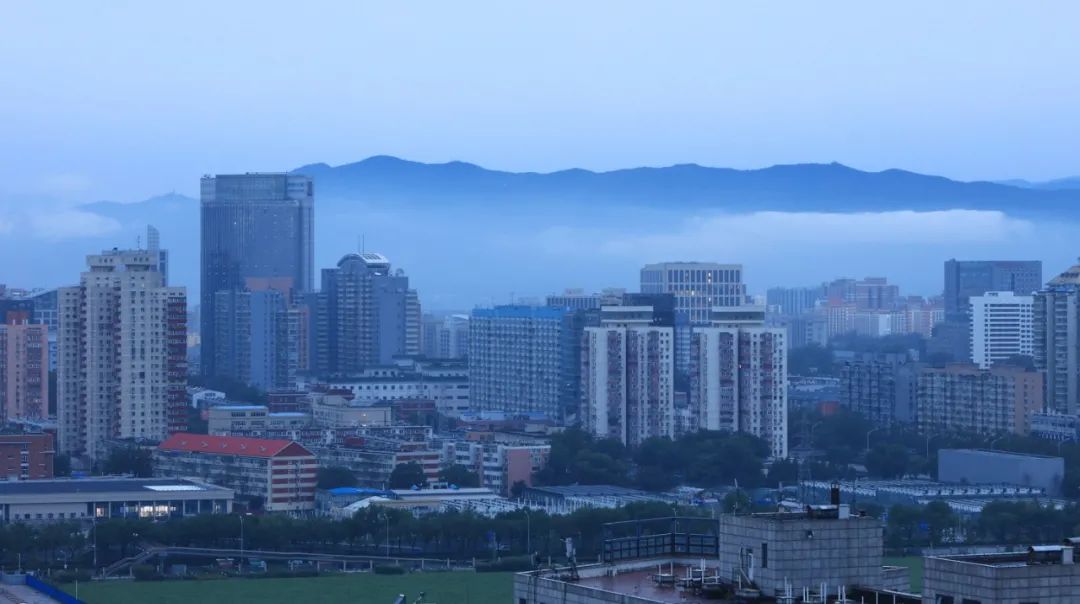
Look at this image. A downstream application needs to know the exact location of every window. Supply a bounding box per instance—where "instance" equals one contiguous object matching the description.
[761,543,767,568]
[935,597,954,604]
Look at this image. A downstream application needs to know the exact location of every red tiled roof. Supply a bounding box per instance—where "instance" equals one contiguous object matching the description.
[158,433,313,459]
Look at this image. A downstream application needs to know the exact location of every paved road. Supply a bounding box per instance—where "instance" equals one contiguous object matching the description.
[0,583,62,604]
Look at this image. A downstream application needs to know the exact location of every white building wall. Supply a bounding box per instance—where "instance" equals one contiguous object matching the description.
[970,291,1034,369]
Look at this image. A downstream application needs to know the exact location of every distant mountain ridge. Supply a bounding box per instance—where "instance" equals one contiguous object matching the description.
[281,156,1080,216]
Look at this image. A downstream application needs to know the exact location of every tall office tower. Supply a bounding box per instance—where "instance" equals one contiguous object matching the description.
[944,260,1043,321]
[916,364,1043,436]
[582,299,675,445]
[313,253,420,375]
[421,314,470,359]
[640,262,746,378]
[969,291,1034,370]
[58,250,187,462]
[765,286,822,317]
[1034,261,1080,414]
[200,173,314,378]
[839,353,920,426]
[213,287,300,392]
[853,277,900,310]
[690,306,788,458]
[469,305,576,420]
[0,318,49,420]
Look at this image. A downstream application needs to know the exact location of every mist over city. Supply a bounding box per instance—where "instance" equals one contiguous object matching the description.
[3,3,1080,604]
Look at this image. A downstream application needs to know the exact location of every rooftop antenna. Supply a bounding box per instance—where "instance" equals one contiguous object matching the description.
[136,234,141,250]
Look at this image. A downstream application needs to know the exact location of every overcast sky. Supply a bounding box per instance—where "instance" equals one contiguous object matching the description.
[3,1,1080,204]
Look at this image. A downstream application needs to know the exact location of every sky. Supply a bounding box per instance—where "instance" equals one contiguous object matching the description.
[2,2,1080,306]
[3,2,1080,204]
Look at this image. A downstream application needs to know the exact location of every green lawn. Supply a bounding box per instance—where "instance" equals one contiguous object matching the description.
[65,572,513,604]
[884,556,923,593]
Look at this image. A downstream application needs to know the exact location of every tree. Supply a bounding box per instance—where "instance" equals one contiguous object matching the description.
[389,462,428,489]
[439,464,480,488]
[103,448,153,477]
[317,466,358,489]
[54,454,72,478]
[636,465,677,492]
[866,443,910,479]
[509,480,528,499]
[788,344,835,376]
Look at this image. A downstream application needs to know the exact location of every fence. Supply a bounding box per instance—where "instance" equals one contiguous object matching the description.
[25,574,86,604]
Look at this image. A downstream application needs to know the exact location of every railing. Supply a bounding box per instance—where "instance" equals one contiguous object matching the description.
[25,574,87,604]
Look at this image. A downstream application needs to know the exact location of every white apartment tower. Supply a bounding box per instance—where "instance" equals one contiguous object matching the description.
[582,303,675,446]
[970,291,1034,370]
[691,306,788,458]
[58,249,187,462]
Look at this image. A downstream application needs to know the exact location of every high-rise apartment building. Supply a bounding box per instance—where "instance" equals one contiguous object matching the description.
[313,253,420,375]
[1034,261,1080,414]
[969,291,1034,370]
[690,306,788,458]
[839,352,920,426]
[213,288,300,391]
[200,174,314,378]
[641,262,746,377]
[916,364,1042,436]
[581,299,675,445]
[0,319,49,421]
[58,249,187,462]
[469,305,576,420]
[944,260,1042,321]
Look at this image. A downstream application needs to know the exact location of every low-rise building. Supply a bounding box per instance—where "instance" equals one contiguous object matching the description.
[310,391,392,428]
[314,359,469,417]
[155,433,316,513]
[206,404,311,436]
[939,449,1065,497]
[0,477,232,524]
[0,432,54,480]
[440,440,550,496]
[924,545,1080,604]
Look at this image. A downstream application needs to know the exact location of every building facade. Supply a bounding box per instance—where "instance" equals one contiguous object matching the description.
[1034,261,1080,415]
[839,352,920,426]
[200,173,314,378]
[970,291,1034,369]
[156,433,316,513]
[213,288,301,391]
[440,441,550,496]
[58,250,187,462]
[0,433,54,480]
[318,359,470,417]
[691,306,788,458]
[765,286,822,317]
[313,253,420,375]
[0,320,48,421]
[421,314,469,359]
[944,259,1043,321]
[0,478,233,524]
[469,306,576,420]
[916,364,1043,436]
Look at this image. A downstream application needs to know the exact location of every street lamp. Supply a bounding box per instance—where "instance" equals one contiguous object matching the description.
[523,508,531,555]
[239,513,252,569]
[381,512,391,558]
[865,427,882,453]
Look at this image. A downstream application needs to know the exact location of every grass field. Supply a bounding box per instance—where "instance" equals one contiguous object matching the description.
[64,572,513,604]
[884,556,924,592]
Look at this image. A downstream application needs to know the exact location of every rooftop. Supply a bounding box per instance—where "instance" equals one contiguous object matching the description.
[158,433,313,459]
[0,477,229,496]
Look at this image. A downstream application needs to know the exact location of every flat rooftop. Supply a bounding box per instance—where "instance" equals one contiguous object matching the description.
[0,478,230,496]
[575,563,719,603]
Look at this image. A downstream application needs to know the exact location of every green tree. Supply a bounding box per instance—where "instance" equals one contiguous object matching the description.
[317,466,358,489]
[53,453,72,477]
[389,462,428,489]
[788,344,835,376]
[439,464,480,488]
[103,448,153,477]
[866,443,910,479]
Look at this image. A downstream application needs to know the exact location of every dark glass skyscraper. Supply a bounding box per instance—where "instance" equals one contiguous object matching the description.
[943,259,1042,321]
[200,173,314,378]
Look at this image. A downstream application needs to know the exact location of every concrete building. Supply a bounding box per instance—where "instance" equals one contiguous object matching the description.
[515,507,911,604]
[200,173,314,379]
[213,287,301,391]
[206,405,311,436]
[309,391,392,427]
[916,364,1043,436]
[313,253,420,375]
[156,433,316,513]
[970,291,1034,369]
[765,286,822,317]
[58,249,187,462]
[0,477,233,524]
[839,352,920,426]
[924,546,1080,604]
[469,305,576,420]
[0,320,48,421]
[440,440,550,496]
[316,358,469,417]
[546,288,626,311]
[944,259,1043,322]
[0,433,54,480]
[691,306,788,458]
[939,449,1065,497]
[1034,260,1080,415]
[582,301,675,445]
[420,314,469,359]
